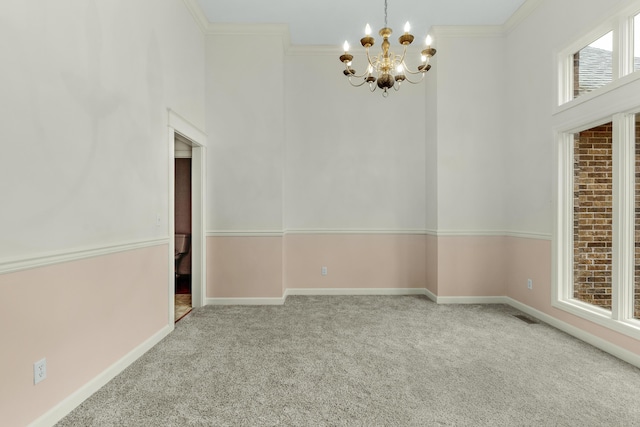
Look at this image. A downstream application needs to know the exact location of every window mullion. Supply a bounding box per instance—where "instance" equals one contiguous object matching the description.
[617,15,633,77]
[612,113,635,321]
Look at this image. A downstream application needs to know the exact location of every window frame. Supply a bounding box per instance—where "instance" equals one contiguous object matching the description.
[555,2,640,110]
[553,113,640,339]
[553,0,640,342]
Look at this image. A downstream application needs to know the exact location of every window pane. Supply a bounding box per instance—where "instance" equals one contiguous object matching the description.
[635,115,640,319]
[574,123,613,311]
[635,14,640,72]
[573,32,613,98]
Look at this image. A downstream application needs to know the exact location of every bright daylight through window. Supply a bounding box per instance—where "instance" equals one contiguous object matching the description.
[573,32,613,99]
[556,3,640,338]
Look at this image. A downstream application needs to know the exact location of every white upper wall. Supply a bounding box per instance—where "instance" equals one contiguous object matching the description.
[503,0,631,236]
[205,29,285,232]
[5,0,630,253]
[284,50,427,232]
[431,30,508,233]
[0,0,206,260]
[204,28,427,233]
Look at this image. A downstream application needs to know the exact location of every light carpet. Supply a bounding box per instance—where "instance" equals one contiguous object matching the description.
[57,296,640,426]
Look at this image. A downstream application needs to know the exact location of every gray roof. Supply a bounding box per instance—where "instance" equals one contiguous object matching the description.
[577,46,640,95]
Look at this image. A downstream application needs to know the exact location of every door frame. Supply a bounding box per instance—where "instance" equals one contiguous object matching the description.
[168,109,207,323]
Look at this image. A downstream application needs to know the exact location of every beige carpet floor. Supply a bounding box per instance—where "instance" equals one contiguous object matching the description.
[57,296,640,426]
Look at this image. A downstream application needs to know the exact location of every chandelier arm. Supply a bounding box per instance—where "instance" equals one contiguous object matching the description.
[402,66,427,76]
[365,48,377,69]
[398,72,426,84]
[345,66,372,79]
[397,45,408,66]
[346,77,370,87]
[401,60,430,76]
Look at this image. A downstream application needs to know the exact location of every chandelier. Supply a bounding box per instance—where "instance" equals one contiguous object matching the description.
[339,0,437,97]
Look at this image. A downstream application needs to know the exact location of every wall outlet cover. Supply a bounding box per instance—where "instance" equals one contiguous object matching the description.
[34,358,46,385]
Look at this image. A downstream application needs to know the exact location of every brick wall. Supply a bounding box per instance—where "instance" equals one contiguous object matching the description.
[573,52,580,98]
[574,123,613,309]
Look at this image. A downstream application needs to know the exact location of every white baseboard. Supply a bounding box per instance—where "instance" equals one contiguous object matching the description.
[424,288,438,302]
[28,292,640,427]
[29,324,173,427]
[436,296,509,304]
[505,298,640,369]
[205,297,286,305]
[284,288,429,297]
[205,289,430,306]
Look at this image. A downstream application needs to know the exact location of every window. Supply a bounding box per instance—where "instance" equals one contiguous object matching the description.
[573,32,613,98]
[558,5,640,106]
[573,123,613,311]
[555,1,640,341]
[556,114,640,338]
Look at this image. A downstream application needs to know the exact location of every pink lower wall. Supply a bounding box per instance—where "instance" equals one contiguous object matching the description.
[436,236,507,297]
[284,234,427,290]
[205,233,640,357]
[0,244,169,427]
[504,236,640,356]
[207,236,283,298]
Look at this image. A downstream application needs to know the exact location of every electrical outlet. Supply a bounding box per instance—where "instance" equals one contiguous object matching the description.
[321,266,327,276]
[34,358,46,385]
[527,279,533,290]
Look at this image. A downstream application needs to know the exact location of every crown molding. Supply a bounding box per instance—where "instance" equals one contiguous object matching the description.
[206,23,292,50]
[206,22,289,36]
[183,0,542,43]
[431,25,503,39]
[503,0,544,34]
[181,0,209,34]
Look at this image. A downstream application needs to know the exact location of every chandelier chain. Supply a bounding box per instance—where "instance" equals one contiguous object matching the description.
[384,0,388,27]
[338,0,437,96]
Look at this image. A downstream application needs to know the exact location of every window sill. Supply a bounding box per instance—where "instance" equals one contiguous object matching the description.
[553,298,640,341]
[554,71,640,116]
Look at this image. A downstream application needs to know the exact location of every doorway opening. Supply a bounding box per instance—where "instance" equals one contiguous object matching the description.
[168,110,206,325]
[175,137,192,321]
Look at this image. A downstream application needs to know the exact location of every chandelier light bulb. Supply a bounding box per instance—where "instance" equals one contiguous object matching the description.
[338,0,437,96]
[425,35,433,46]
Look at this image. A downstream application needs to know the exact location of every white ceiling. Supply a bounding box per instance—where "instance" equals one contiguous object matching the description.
[195,0,527,45]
